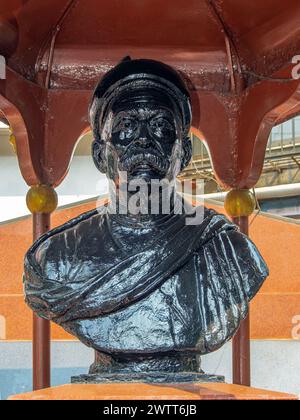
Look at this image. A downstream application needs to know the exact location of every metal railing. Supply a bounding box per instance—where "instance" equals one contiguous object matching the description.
[267,118,300,158]
[185,117,300,178]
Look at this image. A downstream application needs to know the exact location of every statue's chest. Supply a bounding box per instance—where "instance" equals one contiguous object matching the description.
[68,257,204,354]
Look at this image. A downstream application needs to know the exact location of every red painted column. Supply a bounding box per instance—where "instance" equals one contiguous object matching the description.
[224,190,255,387]
[32,213,51,390]
[26,185,58,390]
[232,216,251,386]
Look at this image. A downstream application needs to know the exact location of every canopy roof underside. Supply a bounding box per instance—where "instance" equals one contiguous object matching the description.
[0,0,300,95]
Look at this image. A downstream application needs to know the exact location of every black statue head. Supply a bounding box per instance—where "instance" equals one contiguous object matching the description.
[89,58,192,183]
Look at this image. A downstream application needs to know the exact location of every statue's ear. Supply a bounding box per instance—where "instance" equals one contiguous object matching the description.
[181,136,192,171]
[92,139,107,173]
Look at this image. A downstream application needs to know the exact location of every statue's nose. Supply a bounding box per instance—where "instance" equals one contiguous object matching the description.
[135,136,150,148]
[135,124,151,148]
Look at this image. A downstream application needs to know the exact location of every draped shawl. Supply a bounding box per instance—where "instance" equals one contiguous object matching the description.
[24,206,268,354]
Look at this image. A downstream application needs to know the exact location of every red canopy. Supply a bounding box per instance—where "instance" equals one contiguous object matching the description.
[0,0,300,188]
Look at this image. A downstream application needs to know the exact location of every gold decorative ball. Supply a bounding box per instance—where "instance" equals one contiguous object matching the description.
[26,185,58,214]
[9,128,17,154]
[224,189,256,217]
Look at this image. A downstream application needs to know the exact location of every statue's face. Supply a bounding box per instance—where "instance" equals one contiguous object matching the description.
[102,93,182,183]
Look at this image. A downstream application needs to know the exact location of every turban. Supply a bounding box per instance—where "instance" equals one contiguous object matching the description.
[89,57,192,139]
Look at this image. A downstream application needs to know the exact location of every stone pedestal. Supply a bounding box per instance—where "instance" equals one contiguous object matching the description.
[9,383,298,400]
[71,372,224,384]
[74,351,224,384]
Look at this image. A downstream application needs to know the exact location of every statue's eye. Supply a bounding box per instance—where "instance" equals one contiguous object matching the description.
[150,117,173,132]
[113,117,137,139]
[120,118,136,132]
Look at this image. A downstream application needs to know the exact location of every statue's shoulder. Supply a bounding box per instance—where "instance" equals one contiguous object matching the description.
[200,210,269,300]
[24,206,107,278]
[33,206,105,247]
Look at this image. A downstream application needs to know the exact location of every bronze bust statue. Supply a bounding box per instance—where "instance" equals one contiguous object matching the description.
[24,58,268,383]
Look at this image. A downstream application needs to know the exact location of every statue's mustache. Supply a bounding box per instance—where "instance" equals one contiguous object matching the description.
[120,148,169,173]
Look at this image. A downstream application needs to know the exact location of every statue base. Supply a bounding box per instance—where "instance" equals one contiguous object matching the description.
[73,351,224,384]
[71,372,224,384]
